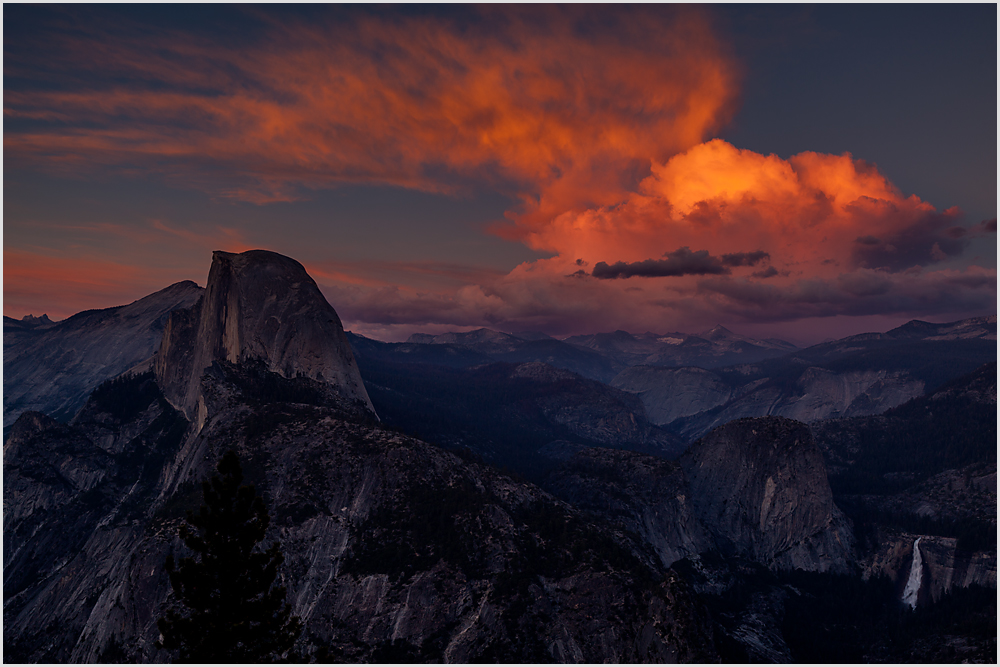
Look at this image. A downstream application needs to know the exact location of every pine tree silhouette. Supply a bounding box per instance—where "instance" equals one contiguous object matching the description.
[157,450,302,663]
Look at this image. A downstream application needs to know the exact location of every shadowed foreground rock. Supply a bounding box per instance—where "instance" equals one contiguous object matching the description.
[3,367,719,663]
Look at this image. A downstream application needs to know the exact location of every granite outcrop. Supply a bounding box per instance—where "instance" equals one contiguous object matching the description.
[154,250,374,427]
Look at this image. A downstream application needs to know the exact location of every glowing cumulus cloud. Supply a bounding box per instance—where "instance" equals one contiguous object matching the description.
[3,7,994,334]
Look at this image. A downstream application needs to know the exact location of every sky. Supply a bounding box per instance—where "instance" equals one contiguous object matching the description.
[4,5,996,345]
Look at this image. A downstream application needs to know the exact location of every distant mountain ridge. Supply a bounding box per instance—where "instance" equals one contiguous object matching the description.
[404,324,799,373]
[613,315,996,440]
[563,325,798,368]
[389,327,626,382]
[3,313,57,331]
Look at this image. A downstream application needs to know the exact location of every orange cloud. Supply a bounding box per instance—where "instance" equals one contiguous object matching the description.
[322,139,993,336]
[5,7,738,210]
[6,8,992,337]
[515,139,966,278]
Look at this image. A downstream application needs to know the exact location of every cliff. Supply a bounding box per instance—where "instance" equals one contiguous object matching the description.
[154,250,374,426]
[865,533,997,605]
[681,417,854,572]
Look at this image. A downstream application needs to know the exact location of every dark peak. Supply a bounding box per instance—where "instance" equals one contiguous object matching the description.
[156,249,375,426]
[162,280,201,292]
[465,328,511,339]
[600,330,636,341]
[6,313,58,330]
[511,330,554,341]
[885,315,997,341]
[406,328,521,347]
[699,324,736,340]
[211,249,310,276]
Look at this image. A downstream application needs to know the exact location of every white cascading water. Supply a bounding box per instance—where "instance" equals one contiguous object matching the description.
[901,537,923,609]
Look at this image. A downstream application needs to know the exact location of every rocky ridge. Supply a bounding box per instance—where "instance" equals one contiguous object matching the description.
[563,326,797,369]
[3,281,203,427]
[613,318,995,441]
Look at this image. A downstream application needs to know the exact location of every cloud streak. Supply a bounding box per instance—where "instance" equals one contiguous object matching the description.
[591,247,770,279]
[5,6,738,208]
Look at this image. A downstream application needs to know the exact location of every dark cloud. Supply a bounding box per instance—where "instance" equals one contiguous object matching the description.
[721,250,770,267]
[945,272,996,289]
[944,219,995,238]
[696,267,996,322]
[593,246,768,279]
[683,201,724,227]
[837,271,892,297]
[751,266,779,279]
[850,209,967,270]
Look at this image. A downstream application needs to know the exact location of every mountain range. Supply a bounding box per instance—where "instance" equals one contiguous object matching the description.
[3,249,996,662]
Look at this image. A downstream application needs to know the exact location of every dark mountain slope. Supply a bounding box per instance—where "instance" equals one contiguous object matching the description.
[3,281,203,428]
[354,355,685,476]
[3,362,718,663]
[390,327,625,382]
[565,326,797,369]
[814,362,997,496]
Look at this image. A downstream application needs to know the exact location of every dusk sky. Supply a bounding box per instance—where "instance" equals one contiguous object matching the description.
[4,5,996,345]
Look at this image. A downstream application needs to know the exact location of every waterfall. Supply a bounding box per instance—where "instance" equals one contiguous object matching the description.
[901,537,923,609]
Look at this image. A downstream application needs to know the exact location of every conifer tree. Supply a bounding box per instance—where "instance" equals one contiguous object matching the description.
[157,451,302,663]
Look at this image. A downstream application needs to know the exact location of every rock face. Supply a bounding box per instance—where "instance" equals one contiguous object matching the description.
[611,316,995,441]
[539,416,855,576]
[611,365,735,425]
[669,368,926,439]
[865,533,997,605]
[681,417,854,572]
[4,367,718,663]
[3,281,203,427]
[154,250,374,425]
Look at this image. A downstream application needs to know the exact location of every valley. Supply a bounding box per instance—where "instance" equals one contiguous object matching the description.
[3,250,995,663]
